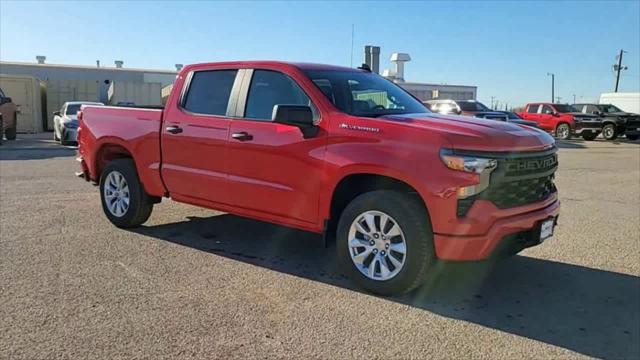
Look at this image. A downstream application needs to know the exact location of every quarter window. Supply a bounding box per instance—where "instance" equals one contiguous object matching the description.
[527,104,540,113]
[244,70,313,121]
[183,70,238,116]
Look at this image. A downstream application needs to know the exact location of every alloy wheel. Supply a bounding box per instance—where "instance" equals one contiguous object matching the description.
[348,210,407,281]
[103,171,130,217]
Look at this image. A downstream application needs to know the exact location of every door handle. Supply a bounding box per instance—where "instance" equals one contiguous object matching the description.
[232,131,253,141]
[166,125,183,134]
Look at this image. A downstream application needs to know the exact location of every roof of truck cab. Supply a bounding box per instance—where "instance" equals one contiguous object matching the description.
[184,61,360,72]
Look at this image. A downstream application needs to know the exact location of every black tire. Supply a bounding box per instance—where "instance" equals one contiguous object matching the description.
[99,159,153,228]
[336,190,435,296]
[602,124,618,140]
[4,126,16,140]
[627,134,639,141]
[555,123,571,140]
[581,132,598,141]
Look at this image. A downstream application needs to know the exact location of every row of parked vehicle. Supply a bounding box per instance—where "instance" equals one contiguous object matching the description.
[424,99,640,141]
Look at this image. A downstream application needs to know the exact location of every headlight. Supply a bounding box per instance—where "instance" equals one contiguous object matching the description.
[440,150,497,174]
[440,149,498,199]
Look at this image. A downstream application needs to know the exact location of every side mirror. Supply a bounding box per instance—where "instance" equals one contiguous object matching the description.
[0,97,11,105]
[272,105,317,138]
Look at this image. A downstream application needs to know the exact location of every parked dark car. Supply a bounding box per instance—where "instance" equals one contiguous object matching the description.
[496,111,540,128]
[573,103,640,141]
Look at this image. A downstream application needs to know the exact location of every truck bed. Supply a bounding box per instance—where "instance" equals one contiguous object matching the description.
[78,105,167,197]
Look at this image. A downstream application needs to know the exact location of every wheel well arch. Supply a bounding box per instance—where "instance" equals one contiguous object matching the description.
[328,173,429,232]
[556,121,571,129]
[94,143,134,180]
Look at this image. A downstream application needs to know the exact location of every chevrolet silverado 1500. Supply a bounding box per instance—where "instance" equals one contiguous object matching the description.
[77,61,560,295]
[518,103,603,140]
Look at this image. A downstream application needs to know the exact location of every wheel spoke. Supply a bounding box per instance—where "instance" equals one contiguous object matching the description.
[379,214,389,234]
[368,257,378,278]
[352,247,373,265]
[379,257,391,278]
[390,242,406,255]
[388,252,403,268]
[363,213,377,233]
[355,221,370,236]
[385,223,401,238]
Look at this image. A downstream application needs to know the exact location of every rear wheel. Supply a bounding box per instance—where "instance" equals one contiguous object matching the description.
[582,132,598,141]
[4,126,16,140]
[336,190,435,296]
[555,123,571,140]
[99,159,153,228]
[602,124,617,140]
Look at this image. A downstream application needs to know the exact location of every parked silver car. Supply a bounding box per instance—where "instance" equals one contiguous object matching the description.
[53,101,103,145]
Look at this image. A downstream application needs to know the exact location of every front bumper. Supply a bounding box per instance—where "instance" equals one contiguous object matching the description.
[62,127,78,142]
[434,196,560,261]
[573,122,602,134]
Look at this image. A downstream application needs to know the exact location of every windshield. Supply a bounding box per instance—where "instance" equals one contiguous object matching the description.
[302,70,429,117]
[66,104,83,115]
[456,101,490,112]
[554,104,579,113]
[596,104,622,113]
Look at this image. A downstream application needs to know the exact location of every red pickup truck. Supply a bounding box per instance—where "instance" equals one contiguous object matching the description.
[518,103,604,140]
[77,61,560,295]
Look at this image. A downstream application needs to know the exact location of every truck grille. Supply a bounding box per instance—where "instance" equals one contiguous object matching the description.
[456,149,558,216]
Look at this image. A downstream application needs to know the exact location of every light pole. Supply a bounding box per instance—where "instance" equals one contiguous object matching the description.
[572,94,576,104]
[547,73,555,103]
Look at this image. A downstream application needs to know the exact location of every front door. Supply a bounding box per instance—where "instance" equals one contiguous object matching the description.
[539,104,556,131]
[161,69,240,204]
[226,69,325,224]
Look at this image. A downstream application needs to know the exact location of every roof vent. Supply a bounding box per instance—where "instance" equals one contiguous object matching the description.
[114,60,124,68]
[390,53,411,82]
[36,55,46,64]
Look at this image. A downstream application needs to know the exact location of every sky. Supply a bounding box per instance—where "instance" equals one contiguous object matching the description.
[1,0,639,107]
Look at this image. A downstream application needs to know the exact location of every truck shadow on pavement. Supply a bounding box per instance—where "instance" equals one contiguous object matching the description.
[133,214,640,359]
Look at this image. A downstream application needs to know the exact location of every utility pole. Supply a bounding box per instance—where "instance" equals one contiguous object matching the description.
[350,24,355,67]
[556,96,562,104]
[572,94,576,104]
[547,73,555,103]
[613,49,628,92]
[490,96,496,109]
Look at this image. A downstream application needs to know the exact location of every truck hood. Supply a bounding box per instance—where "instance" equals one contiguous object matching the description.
[382,113,555,152]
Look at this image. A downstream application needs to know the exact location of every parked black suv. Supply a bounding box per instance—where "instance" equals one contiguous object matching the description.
[573,103,640,141]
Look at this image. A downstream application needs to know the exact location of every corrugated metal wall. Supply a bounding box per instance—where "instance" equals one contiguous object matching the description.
[108,81,162,106]
[45,79,100,130]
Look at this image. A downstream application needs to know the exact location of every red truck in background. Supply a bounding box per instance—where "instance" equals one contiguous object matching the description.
[77,61,560,295]
[518,103,604,140]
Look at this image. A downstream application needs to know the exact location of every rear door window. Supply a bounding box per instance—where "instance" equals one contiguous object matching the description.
[541,105,554,114]
[183,70,238,116]
[527,104,540,113]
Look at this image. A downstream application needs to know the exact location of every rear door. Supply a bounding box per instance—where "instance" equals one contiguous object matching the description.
[523,104,540,123]
[225,68,325,224]
[539,104,556,130]
[161,68,241,203]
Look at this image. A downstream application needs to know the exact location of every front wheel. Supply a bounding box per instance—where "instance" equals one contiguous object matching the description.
[602,124,617,140]
[99,159,153,228]
[555,123,571,140]
[336,190,435,296]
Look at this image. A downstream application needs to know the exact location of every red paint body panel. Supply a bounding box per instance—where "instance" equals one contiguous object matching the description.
[78,61,560,262]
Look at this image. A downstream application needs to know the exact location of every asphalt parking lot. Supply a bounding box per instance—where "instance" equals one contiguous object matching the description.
[1,135,639,359]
